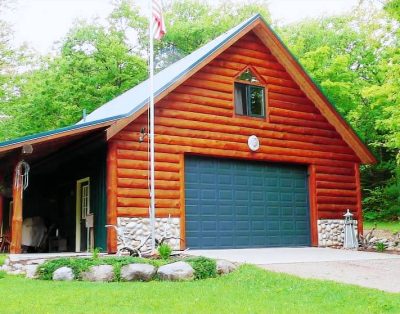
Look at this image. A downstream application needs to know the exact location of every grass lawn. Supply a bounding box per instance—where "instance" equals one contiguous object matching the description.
[364,221,400,233]
[0,265,399,314]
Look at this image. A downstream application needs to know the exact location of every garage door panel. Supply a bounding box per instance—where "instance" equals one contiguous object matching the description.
[185,156,310,249]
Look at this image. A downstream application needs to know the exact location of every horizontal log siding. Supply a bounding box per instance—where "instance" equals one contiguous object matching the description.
[111,31,361,222]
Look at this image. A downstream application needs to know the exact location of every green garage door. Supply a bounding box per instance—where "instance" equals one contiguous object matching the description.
[185,156,311,249]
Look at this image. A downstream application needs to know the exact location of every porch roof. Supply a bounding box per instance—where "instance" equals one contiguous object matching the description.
[0,117,112,172]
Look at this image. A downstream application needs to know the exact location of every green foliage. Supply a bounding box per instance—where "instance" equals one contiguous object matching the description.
[0,270,5,279]
[363,182,400,221]
[161,0,270,55]
[91,247,102,260]
[0,2,147,140]
[158,243,173,260]
[364,221,400,233]
[385,0,400,21]
[38,258,94,280]
[0,254,7,266]
[186,256,217,280]
[279,5,400,222]
[375,242,387,252]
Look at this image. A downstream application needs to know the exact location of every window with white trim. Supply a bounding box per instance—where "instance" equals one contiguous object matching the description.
[234,69,266,118]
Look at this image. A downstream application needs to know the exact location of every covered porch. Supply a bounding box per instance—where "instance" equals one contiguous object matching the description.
[0,121,111,254]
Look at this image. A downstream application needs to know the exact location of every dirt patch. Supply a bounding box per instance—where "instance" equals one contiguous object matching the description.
[364,229,397,239]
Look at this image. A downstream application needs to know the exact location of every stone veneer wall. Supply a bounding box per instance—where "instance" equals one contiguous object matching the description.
[117,217,181,251]
[318,219,358,247]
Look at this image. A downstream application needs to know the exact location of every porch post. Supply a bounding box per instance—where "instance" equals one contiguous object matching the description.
[0,192,3,236]
[0,174,3,235]
[10,164,23,253]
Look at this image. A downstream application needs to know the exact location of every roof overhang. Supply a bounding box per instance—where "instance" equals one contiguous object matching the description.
[0,118,114,165]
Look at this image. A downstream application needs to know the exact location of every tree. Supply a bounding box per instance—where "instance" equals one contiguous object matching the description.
[154,0,271,70]
[0,1,147,139]
[279,4,400,220]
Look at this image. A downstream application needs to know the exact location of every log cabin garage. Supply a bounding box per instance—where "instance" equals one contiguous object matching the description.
[0,14,376,254]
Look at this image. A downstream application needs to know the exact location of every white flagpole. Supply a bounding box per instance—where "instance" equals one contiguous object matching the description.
[149,0,156,253]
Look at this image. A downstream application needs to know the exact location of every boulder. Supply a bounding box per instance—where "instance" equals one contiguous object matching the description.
[216,260,237,275]
[25,264,39,279]
[53,267,75,281]
[120,263,156,281]
[157,261,194,281]
[81,265,114,282]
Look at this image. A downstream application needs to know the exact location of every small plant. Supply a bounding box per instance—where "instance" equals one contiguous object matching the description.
[376,242,387,252]
[0,270,5,279]
[158,243,172,260]
[187,256,217,280]
[0,254,7,266]
[91,247,102,260]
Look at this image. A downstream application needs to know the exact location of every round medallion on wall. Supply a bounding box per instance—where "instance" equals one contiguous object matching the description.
[248,135,260,152]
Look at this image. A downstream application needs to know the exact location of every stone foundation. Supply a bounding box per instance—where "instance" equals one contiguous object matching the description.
[117,217,181,251]
[318,219,358,247]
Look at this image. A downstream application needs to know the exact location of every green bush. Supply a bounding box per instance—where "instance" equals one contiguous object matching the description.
[363,182,400,221]
[0,254,7,266]
[375,242,387,252]
[91,247,102,260]
[0,270,5,279]
[158,244,172,260]
[186,256,217,280]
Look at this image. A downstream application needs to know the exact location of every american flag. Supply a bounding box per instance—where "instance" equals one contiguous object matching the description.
[152,0,166,40]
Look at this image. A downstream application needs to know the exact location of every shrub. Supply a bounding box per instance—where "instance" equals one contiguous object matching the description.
[186,256,217,280]
[0,254,7,266]
[0,270,5,279]
[375,242,387,252]
[37,258,95,280]
[91,247,102,260]
[158,244,172,260]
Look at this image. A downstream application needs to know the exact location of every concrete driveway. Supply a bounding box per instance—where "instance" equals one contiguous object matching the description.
[187,248,400,292]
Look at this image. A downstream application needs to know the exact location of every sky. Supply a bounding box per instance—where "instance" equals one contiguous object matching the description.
[2,0,373,55]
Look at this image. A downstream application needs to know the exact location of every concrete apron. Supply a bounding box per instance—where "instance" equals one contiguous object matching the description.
[186,247,400,264]
[186,247,400,293]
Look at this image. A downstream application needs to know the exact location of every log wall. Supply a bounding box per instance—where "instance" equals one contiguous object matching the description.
[109,31,362,246]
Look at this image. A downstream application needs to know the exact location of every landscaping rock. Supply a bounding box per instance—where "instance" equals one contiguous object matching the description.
[25,264,39,279]
[53,267,75,281]
[157,261,194,281]
[120,263,156,281]
[81,265,114,282]
[216,260,237,275]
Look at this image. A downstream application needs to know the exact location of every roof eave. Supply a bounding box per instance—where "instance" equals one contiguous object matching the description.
[0,117,115,154]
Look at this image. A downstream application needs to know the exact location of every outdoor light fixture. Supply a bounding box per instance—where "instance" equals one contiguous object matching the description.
[21,144,33,155]
[248,135,260,152]
[139,127,148,143]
